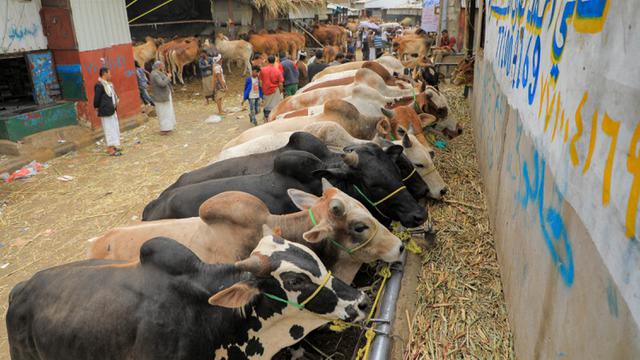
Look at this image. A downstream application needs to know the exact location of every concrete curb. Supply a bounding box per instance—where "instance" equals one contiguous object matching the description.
[0,114,148,176]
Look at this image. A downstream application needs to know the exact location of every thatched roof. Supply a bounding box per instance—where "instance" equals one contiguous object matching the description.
[252,0,325,16]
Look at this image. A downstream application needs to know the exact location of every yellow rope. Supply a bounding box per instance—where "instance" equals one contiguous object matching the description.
[300,271,332,307]
[125,0,139,9]
[128,0,174,24]
[373,186,407,206]
[354,265,392,360]
[405,238,424,254]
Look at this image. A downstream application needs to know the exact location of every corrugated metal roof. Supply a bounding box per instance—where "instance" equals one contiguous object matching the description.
[364,0,421,9]
[69,0,132,52]
[0,0,48,55]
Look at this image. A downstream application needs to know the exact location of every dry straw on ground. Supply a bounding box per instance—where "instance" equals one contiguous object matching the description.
[403,85,515,359]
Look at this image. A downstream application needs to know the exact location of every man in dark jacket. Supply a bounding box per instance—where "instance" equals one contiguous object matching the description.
[93,67,121,156]
[307,50,329,82]
[279,52,299,96]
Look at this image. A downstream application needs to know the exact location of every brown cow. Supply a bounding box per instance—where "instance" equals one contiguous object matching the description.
[222,99,398,149]
[167,39,199,85]
[322,45,340,63]
[313,24,347,51]
[247,33,279,56]
[88,185,403,283]
[300,61,408,93]
[133,37,158,67]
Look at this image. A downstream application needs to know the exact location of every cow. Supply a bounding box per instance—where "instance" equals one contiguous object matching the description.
[299,61,409,93]
[388,132,447,199]
[7,233,368,360]
[312,24,347,51]
[313,55,405,80]
[156,133,428,216]
[90,183,404,282]
[143,146,427,228]
[223,99,398,150]
[322,45,340,63]
[268,68,418,121]
[164,132,345,193]
[215,33,253,76]
[209,123,445,200]
[156,37,200,85]
[247,33,279,56]
[217,122,370,161]
[392,30,436,61]
[133,36,158,68]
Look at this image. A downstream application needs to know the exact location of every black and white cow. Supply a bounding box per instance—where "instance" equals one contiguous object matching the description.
[6,229,368,360]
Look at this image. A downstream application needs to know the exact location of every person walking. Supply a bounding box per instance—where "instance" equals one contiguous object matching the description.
[242,65,263,126]
[368,30,376,60]
[259,55,284,121]
[297,52,308,88]
[361,30,370,61]
[307,50,329,82]
[150,61,176,135]
[135,61,154,109]
[279,52,299,96]
[211,54,227,114]
[373,31,384,59]
[198,51,214,104]
[94,67,122,156]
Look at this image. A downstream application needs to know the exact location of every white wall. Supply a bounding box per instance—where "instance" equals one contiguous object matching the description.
[69,0,132,52]
[0,0,48,54]
[472,0,640,357]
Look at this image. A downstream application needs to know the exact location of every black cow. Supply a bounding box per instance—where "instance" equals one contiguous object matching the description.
[162,132,339,194]
[162,132,427,201]
[143,145,427,227]
[7,232,368,360]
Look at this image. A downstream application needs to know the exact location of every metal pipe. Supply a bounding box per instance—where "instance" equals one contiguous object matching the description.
[367,250,408,360]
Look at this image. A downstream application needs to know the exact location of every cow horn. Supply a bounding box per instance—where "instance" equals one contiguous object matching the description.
[321,178,334,192]
[235,255,268,277]
[380,107,395,118]
[329,198,345,217]
[342,151,359,168]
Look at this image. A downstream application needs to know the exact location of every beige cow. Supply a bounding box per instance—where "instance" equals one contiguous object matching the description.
[88,183,403,283]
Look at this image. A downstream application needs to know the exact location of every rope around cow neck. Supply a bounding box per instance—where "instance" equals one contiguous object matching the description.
[263,271,333,310]
[308,208,379,255]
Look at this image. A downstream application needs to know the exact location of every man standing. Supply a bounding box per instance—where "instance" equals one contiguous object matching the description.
[135,61,154,110]
[259,55,284,121]
[94,67,121,156]
[279,52,299,97]
[198,51,214,104]
[211,54,227,114]
[297,52,309,88]
[307,50,329,81]
[150,61,176,135]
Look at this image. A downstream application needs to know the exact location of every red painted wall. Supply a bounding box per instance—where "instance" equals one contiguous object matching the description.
[77,43,141,128]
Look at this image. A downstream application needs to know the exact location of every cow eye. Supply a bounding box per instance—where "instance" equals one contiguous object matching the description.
[414,163,425,168]
[354,224,369,233]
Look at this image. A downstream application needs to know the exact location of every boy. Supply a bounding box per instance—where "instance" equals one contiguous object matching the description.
[243,66,263,126]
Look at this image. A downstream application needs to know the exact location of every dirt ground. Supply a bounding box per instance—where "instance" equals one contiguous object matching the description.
[0,69,514,358]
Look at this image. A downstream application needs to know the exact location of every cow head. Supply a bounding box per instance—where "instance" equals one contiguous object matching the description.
[396,131,448,200]
[287,179,404,265]
[313,144,427,228]
[209,227,368,357]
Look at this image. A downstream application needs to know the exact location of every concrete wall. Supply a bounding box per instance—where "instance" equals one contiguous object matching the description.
[471,0,640,357]
[0,0,48,55]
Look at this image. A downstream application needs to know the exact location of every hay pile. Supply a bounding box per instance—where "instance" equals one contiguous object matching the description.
[404,85,515,359]
[253,0,325,17]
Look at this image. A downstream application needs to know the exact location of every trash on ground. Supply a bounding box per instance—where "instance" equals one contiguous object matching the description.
[205,115,222,123]
[4,161,48,183]
[0,263,8,269]
[434,140,448,149]
[57,139,67,143]
[57,175,74,182]
[227,106,242,113]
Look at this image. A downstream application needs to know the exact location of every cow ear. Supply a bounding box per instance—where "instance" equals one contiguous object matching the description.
[385,145,404,162]
[208,282,260,308]
[376,119,391,135]
[313,169,349,182]
[303,222,332,243]
[419,113,437,128]
[288,188,320,210]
